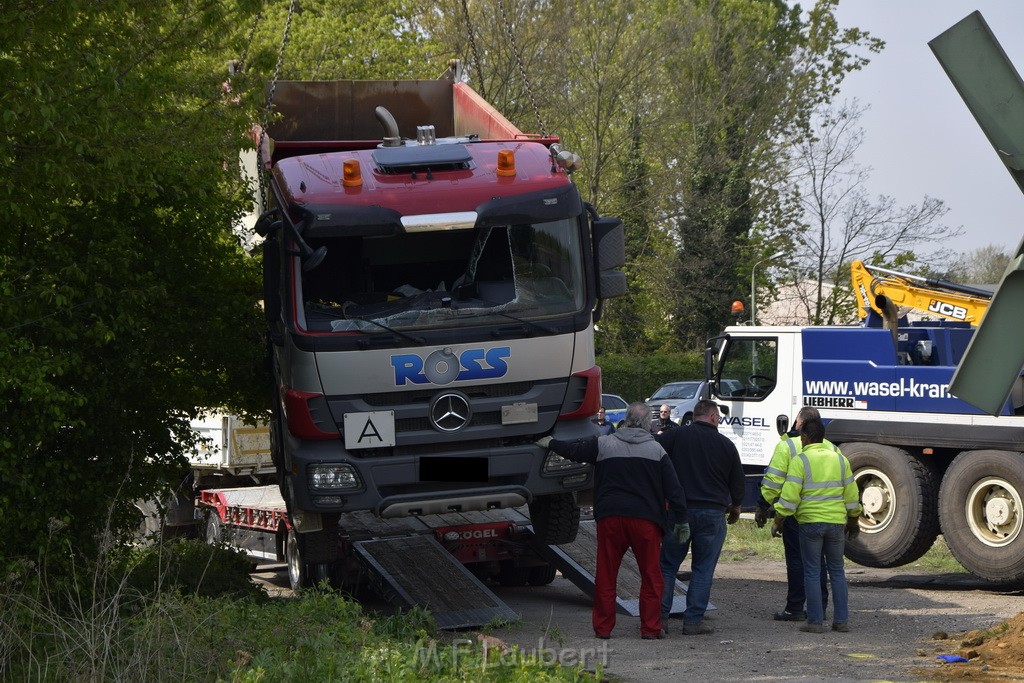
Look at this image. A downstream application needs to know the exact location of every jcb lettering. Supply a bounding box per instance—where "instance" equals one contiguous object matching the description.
[391,347,511,386]
[928,299,967,321]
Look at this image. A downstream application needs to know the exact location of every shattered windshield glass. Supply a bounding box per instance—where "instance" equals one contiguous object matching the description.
[299,218,585,333]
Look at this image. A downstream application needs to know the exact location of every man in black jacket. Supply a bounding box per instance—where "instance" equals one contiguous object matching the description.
[539,402,688,640]
[657,399,743,635]
[651,404,678,435]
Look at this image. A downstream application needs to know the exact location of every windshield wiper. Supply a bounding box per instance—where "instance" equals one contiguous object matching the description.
[344,313,427,345]
[456,299,557,336]
[307,303,426,345]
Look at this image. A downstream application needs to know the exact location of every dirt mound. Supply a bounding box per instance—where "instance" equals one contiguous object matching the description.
[918,612,1024,680]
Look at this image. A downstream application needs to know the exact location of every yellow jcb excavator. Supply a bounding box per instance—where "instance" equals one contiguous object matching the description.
[850,259,993,325]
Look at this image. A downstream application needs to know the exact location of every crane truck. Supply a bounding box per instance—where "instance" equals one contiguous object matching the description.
[701,12,1024,584]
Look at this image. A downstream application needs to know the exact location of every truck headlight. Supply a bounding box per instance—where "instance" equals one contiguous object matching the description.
[543,453,587,473]
[308,463,362,491]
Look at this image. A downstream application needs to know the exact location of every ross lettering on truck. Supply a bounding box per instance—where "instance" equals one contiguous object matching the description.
[391,346,511,386]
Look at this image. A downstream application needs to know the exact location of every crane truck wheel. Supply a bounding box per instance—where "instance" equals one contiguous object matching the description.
[939,450,1024,583]
[529,493,580,545]
[843,442,939,568]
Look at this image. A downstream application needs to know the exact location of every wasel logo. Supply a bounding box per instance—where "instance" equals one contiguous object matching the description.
[391,346,511,386]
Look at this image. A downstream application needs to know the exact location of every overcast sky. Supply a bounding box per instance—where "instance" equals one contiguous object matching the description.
[831,0,1024,258]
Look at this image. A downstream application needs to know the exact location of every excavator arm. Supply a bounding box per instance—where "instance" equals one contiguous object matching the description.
[851,260,992,325]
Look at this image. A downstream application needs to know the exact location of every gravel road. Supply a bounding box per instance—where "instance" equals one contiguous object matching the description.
[251,550,1024,681]
[483,558,1024,682]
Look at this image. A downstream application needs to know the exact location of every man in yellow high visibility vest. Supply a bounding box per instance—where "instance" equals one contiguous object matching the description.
[756,406,831,622]
[772,418,862,633]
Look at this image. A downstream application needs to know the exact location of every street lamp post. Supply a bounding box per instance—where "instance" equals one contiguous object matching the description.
[750,250,785,325]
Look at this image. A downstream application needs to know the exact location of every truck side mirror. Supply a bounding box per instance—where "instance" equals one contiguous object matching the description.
[592,217,627,299]
[776,414,789,435]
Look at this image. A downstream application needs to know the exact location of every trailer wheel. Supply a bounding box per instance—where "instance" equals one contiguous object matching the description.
[527,564,557,586]
[939,450,1024,582]
[204,512,223,545]
[843,442,939,568]
[497,561,530,587]
[529,493,580,545]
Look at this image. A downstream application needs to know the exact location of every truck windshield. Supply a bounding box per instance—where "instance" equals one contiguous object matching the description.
[650,382,701,400]
[299,218,585,333]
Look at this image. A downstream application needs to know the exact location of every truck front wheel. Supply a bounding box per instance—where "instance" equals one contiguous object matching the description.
[843,442,939,567]
[529,493,580,545]
[939,450,1024,582]
[285,528,332,592]
[527,563,557,586]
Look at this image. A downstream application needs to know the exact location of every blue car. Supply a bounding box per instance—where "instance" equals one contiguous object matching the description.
[601,393,628,427]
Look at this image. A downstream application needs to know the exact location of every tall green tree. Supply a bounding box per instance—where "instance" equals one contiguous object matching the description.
[0,0,442,565]
[0,1,271,563]
[660,0,882,345]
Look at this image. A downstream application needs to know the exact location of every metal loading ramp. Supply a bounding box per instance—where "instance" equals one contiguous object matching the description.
[352,534,518,630]
[530,520,695,617]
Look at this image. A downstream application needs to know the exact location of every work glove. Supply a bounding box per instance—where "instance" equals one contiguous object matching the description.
[672,522,691,545]
[753,507,769,529]
[771,515,784,538]
[727,505,741,525]
[845,516,861,541]
[535,436,553,449]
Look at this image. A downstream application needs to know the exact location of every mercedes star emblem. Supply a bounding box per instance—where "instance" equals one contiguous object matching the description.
[430,392,471,432]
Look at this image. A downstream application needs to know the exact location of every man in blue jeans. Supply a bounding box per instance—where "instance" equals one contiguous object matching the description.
[658,399,744,635]
[772,418,862,632]
[755,406,831,621]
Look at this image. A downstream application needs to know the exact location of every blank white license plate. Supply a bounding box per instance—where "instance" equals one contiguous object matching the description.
[343,411,396,449]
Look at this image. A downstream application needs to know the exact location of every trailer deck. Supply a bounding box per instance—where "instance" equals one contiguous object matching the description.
[353,534,518,629]
[201,489,693,627]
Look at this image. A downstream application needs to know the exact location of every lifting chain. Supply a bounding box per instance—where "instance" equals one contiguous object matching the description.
[459,0,487,100]
[257,0,298,213]
[497,0,546,136]
[238,10,262,74]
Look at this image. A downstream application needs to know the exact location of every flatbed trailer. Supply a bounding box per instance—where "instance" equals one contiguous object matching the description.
[196,483,691,628]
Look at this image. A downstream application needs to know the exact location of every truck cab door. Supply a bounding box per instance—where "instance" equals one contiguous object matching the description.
[711,331,799,474]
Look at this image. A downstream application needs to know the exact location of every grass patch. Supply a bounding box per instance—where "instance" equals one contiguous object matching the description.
[0,539,601,682]
[722,519,967,574]
[722,519,784,562]
[903,535,967,574]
